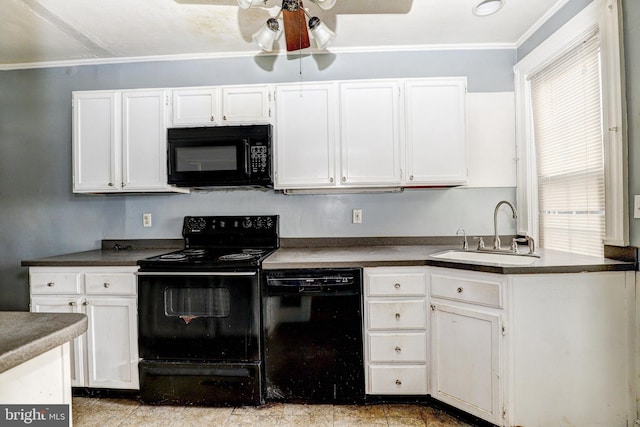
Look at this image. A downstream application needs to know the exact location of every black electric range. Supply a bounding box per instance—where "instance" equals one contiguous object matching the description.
[136,215,278,406]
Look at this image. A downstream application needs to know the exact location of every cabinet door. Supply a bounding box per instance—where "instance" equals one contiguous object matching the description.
[85,296,139,389]
[31,296,85,387]
[222,85,271,123]
[172,88,220,126]
[72,91,121,192]
[405,79,467,186]
[339,81,402,186]
[274,83,338,189]
[122,90,170,192]
[430,302,502,425]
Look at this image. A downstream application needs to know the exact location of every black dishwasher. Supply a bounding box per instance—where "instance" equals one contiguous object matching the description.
[262,268,364,404]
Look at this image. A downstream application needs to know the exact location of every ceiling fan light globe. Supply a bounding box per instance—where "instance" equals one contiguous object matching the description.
[309,0,337,11]
[252,18,280,51]
[308,17,335,49]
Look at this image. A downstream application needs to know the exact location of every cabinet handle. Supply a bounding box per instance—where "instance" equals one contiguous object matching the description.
[395,379,402,386]
[82,301,89,306]
[457,287,463,293]
[342,176,346,182]
[223,115,227,121]
[394,283,401,289]
[210,115,215,122]
[68,301,76,306]
[410,175,414,181]
[47,282,55,287]
[395,346,402,353]
[108,182,114,187]
[329,177,334,183]
[395,313,401,320]
[103,282,110,288]
[430,304,435,311]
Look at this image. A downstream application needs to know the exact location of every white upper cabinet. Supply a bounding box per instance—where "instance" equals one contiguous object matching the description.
[72,91,121,192]
[272,78,467,191]
[122,90,170,191]
[339,81,402,187]
[171,85,271,127]
[274,83,338,189]
[73,89,184,193]
[172,88,220,126]
[404,78,467,186]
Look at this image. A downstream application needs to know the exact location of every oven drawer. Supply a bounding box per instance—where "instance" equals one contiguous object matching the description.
[139,360,262,406]
[85,273,136,295]
[30,272,82,295]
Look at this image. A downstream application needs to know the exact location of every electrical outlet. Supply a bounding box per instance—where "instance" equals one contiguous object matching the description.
[143,213,152,227]
[352,209,362,224]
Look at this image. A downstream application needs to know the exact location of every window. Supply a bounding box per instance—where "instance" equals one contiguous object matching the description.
[529,33,604,256]
[514,0,628,254]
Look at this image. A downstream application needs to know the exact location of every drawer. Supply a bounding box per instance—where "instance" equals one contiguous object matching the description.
[368,365,428,395]
[85,273,136,295]
[30,272,82,295]
[368,271,426,297]
[430,271,503,308]
[368,332,427,363]
[367,300,426,330]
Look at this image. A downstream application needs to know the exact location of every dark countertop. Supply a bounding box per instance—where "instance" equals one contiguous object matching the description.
[0,312,88,374]
[20,238,635,274]
[21,239,183,267]
[21,248,172,267]
[262,245,636,274]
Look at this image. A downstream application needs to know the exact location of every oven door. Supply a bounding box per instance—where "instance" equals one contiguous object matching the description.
[137,271,260,362]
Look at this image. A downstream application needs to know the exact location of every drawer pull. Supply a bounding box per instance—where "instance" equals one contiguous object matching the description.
[103,282,110,288]
[457,287,463,293]
[82,301,89,306]
[395,379,402,386]
[395,313,401,320]
[47,282,55,287]
[68,301,75,306]
[395,346,402,353]
[394,283,401,289]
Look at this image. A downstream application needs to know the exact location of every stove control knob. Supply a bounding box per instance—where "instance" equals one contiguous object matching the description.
[242,218,253,229]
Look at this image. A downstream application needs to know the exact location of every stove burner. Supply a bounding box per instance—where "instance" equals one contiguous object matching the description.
[218,253,257,262]
[242,249,266,255]
[159,253,188,261]
[182,248,207,256]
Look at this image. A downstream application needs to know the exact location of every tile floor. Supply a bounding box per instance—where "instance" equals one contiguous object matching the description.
[72,397,477,426]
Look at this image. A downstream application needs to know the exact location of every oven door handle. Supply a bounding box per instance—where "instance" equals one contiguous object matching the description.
[137,272,257,277]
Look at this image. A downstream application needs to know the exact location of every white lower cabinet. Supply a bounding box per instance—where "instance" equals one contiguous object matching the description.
[29,267,139,390]
[428,267,505,425]
[364,267,428,395]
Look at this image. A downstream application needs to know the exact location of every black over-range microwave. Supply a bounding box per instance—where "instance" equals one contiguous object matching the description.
[167,124,273,188]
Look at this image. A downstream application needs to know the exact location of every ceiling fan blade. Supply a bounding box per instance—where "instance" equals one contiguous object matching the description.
[282,5,310,51]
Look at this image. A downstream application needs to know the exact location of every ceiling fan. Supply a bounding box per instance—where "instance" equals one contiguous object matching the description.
[238,0,336,52]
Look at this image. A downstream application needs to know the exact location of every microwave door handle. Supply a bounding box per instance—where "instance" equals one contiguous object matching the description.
[243,140,251,176]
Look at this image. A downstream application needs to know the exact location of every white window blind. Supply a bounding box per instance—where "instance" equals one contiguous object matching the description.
[529,32,605,257]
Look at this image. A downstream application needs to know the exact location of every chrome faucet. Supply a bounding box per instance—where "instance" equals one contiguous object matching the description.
[493,200,518,250]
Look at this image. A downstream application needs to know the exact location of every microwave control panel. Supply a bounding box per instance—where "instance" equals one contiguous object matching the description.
[250,145,269,173]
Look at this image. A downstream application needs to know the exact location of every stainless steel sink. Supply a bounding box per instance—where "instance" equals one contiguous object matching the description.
[431,249,539,265]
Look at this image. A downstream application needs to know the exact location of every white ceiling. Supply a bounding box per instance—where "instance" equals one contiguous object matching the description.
[2,0,569,69]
